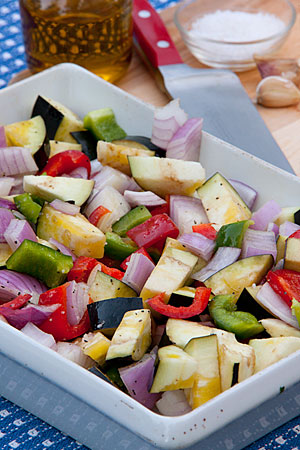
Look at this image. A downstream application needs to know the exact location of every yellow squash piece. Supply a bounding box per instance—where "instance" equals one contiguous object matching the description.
[106,309,151,361]
[80,332,111,365]
[37,205,106,258]
[150,345,198,393]
[97,140,155,176]
[5,115,46,155]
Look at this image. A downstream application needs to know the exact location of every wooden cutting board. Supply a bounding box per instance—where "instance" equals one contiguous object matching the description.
[117,4,300,176]
[11,3,300,174]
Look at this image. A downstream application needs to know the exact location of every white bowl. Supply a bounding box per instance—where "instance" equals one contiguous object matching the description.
[0,63,300,449]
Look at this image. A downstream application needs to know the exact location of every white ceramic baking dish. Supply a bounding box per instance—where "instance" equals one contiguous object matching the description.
[0,63,300,449]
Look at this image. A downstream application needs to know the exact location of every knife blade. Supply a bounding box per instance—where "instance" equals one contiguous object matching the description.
[132,0,294,174]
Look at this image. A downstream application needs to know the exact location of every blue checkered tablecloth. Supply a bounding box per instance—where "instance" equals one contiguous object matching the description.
[0,0,299,449]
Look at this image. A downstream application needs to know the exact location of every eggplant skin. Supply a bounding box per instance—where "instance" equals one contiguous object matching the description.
[32,95,63,140]
[87,297,143,332]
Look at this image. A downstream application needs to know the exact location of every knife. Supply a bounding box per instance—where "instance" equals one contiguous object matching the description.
[132,0,294,174]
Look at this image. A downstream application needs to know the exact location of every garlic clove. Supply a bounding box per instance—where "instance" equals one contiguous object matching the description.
[254,55,300,87]
[256,76,300,108]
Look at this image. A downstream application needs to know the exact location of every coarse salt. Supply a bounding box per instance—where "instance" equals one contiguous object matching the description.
[188,10,286,62]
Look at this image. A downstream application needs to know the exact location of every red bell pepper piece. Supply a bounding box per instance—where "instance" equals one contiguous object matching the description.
[38,282,90,340]
[88,205,111,227]
[192,223,217,240]
[126,213,179,249]
[289,230,300,238]
[68,256,124,283]
[267,269,300,307]
[40,150,91,178]
[147,287,211,319]
[149,203,169,216]
[120,247,154,270]
[0,293,31,310]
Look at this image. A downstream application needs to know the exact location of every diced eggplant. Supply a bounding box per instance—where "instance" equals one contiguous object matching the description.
[249,337,300,373]
[237,286,270,320]
[5,115,46,155]
[196,173,251,225]
[169,287,196,307]
[259,318,300,338]
[114,136,165,158]
[24,175,94,206]
[88,271,137,303]
[87,297,143,333]
[128,156,205,197]
[204,254,274,298]
[294,209,300,225]
[150,345,197,393]
[184,335,221,408]
[275,206,300,226]
[97,141,155,176]
[106,309,152,361]
[32,96,84,143]
[71,130,98,160]
[284,237,300,272]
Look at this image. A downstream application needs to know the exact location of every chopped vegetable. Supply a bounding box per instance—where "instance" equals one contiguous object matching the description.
[40,150,91,178]
[84,107,126,142]
[267,269,300,306]
[112,206,152,237]
[216,220,253,249]
[14,193,42,224]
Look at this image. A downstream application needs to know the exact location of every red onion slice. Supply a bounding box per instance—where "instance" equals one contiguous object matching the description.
[151,99,188,149]
[0,199,17,210]
[0,208,14,243]
[10,176,25,195]
[192,247,241,282]
[0,269,47,302]
[250,200,282,231]
[122,253,155,294]
[229,179,257,210]
[279,221,300,237]
[4,219,37,251]
[241,229,277,261]
[0,147,38,176]
[21,322,57,349]
[50,199,80,216]
[92,165,134,194]
[267,222,279,236]
[66,281,90,326]
[124,190,166,208]
[257,282,300,329]
[68,166,89,179]
[0,126,7,148]
[48,238,76,261]
[178,233,215,261]
[56,342,92,368]
[166,118,203,161]
[0,303,59,329]
[169,195,208,235]
[0,177,14,196]
[119,348,161,409]
[156,390,192,416]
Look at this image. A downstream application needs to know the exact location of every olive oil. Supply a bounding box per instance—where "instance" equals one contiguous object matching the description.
[19,0,133,83]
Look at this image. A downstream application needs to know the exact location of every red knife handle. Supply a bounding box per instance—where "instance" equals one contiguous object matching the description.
[133,0,183,68]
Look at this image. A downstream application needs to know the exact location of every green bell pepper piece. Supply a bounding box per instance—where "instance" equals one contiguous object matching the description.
[112,206,152,237]
[105,232,138,260]
[14,193,43,224]
[83,108,126,142]
[208,294,264,339]
[215,220,253,249]
[6,239,73,288]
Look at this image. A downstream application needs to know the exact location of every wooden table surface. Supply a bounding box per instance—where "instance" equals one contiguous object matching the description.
[117,2,300,175]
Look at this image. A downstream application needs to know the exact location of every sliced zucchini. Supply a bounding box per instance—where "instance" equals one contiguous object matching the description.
[48,140,82,158]
[87,297,143,335]
[24,175,94,206]
[259,318,300,338]
[196,173,251,225]
[34,96,84,143]
[106,309,152,361]
[249,337,300,373]
[88,271,137,303]
[97,141,155,176]
[184,335,221,408]
[150,345,198,393]
[5,115,46,155]
[141,247,198,306]
[37,205,106,258]
[204,254,274,298]
[284,237,300,272]
[128,156,206,197]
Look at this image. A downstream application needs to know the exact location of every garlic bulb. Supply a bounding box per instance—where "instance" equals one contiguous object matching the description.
[254,55,300,87]
[256,76,300,108]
